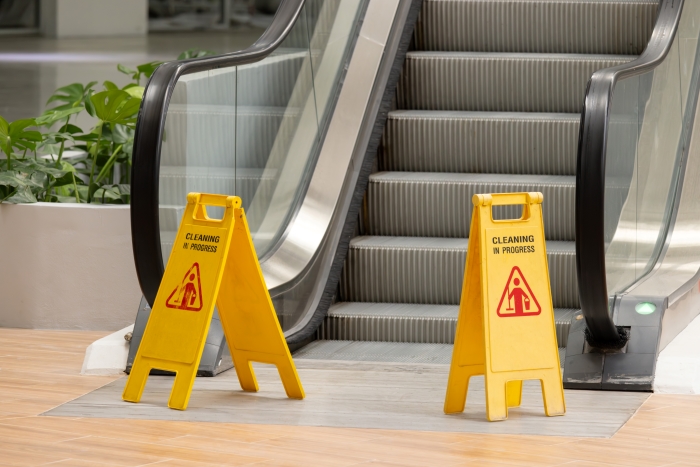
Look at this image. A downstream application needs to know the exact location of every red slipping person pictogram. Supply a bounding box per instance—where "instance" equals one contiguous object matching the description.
[496,266,541,317]
[165,263,203,312]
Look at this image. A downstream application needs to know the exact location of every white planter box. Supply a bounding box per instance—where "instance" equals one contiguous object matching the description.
[0,203,141,330]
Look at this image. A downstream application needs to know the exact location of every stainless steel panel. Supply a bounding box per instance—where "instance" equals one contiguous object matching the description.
[263,0,399,293]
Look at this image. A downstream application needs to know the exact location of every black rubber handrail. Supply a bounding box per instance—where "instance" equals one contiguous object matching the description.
[576,0,684,347]
[130,0,306,307]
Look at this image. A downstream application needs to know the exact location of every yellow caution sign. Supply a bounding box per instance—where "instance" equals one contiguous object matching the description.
[444,192,565,421]
[123,193,304,410]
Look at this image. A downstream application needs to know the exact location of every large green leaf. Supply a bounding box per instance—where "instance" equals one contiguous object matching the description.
[136,61,162,79]
[46,82,96,111]
[90,90,141,126]
[0,171,43,190]
[124,86,145,99]
[0,118,42,156]
[117,64,137,77]
[36,107,84,127]
[0,116,10,156]
[18,159,67,178]
[118,61,162,83]
[92,185,123,204]
[10,119,42,150]
[52,171,79,188]
[85,89,97,117]
[5,186,38,204]
[103,80,119,91]
[110,124,135,145]
[75,185,90,202]
[0,171,26,188]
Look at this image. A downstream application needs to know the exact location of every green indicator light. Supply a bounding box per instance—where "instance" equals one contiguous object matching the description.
[635,302,656,315]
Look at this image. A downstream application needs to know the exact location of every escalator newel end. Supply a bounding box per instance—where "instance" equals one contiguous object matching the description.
[583,326,629,351]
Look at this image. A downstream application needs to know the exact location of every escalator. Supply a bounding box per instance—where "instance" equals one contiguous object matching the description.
[296,0,656,364]
[128,0,700,391]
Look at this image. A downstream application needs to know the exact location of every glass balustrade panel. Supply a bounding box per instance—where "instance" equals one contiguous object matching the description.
[241,0,365,257]
[604,3,700,299]
[159,66,237,266]
[157,0,366,267]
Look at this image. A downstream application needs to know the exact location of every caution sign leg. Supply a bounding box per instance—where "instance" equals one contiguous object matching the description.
[484,375,525,421]
[123,193,304,410]
[444,216,487,414]
[540,370,566,416]
[444,192,565,421]
[122,358,151,403]
[217,206,304,399]
[123,358,200,410]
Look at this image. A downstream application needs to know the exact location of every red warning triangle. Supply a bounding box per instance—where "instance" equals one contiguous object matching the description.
[165,263,203,312]
[496,266,541,318]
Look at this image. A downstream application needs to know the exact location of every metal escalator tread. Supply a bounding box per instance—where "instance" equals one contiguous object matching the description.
[367,172,575,241]
[398,52,634,113]
[415,0,658,55]
[340,236,579,309]
[318,302,578,347]
[383,111,580,175]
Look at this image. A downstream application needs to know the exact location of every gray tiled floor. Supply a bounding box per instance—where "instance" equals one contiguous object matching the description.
[0,29,264,123]
[44,360,649,438]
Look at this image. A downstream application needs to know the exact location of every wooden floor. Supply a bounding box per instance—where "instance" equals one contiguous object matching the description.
[1,329,700,466]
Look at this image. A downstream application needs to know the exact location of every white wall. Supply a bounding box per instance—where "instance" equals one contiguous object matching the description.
[41,0,148,38]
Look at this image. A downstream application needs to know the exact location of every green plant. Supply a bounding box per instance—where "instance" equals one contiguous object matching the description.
[0,48,216,205]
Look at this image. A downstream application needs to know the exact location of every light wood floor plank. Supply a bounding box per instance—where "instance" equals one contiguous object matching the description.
[1,329,699,466]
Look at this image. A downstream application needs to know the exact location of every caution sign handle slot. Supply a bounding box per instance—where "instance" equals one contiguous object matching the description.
[474,192,543,224]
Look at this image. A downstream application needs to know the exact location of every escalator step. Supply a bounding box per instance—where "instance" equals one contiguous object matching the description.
[340,236,578,309]
[415,0,657,55]
[383,111,579,176]
[366,172,575,241]
[397,52,634,113]
[318,302,578,347]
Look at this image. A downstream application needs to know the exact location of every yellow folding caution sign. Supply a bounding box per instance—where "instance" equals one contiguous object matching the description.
[444,192,565,421]
[123,193,304,410]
